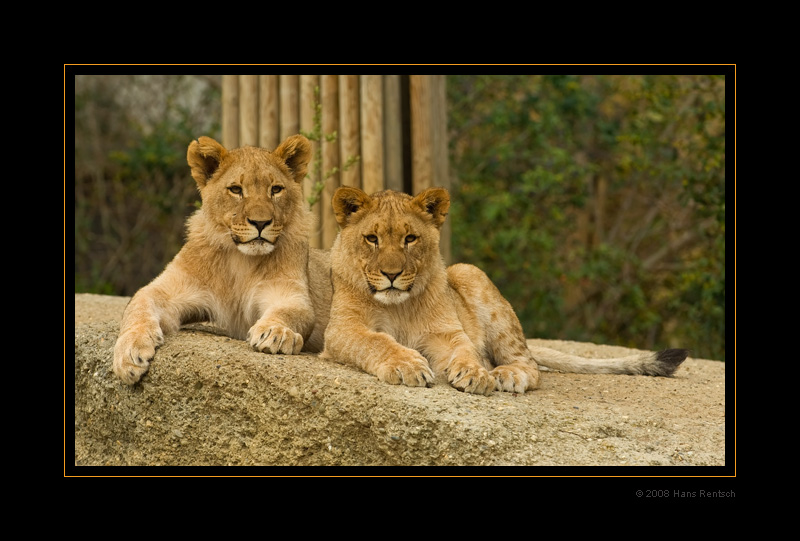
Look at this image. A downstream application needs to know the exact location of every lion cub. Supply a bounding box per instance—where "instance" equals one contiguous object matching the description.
[321,187,688,395]
[113,135,330,384]
[321,187,541,395]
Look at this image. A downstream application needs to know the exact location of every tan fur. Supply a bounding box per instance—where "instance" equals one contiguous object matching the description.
[114,142,687,391]
[113,135,331,384]
[321,187,540,395]
[321,187,689,395]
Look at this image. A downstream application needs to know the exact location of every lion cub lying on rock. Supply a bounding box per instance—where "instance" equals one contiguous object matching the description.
[113,134,331,384]
[321,186,689,395]
[113,134,687,394]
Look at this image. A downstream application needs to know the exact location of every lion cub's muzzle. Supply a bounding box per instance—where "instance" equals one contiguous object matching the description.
[233,218,282,255]
[370,270,414,305]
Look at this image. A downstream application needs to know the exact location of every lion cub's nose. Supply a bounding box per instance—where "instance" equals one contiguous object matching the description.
[248,219,273,232]
[381,270,402,283]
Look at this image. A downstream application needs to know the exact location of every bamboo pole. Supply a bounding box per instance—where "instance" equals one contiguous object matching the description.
[383,75,404,192]
[239,75,259,147]
[410,75,450,262]
[321,75,340,249]
[339,75,361,189]
[259,75,279,150]
[430,75,449,193]
[410,75,433,192]
[300,75,321,248]
[360,75,384,195]
[222,75,239,148]
[279,75,299,140]
[430,75,451,264]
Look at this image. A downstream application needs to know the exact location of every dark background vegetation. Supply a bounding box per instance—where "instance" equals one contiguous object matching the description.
[73,74,727,362]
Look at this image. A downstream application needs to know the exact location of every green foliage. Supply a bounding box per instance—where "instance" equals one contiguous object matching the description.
[300,86,360,207]
[74,75,221,296]
[447,75,726,361]
[74,74,727,362]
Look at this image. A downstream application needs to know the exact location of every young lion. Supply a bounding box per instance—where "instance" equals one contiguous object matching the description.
[113,134,331,384]
[320,186,689,395]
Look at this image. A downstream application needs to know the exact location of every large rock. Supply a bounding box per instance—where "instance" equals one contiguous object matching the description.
[72,294,727,468]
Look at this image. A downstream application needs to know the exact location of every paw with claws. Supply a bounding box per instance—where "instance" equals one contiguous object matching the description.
[375,351,435,387]
[491,362,540,393]
[248,322,304,355]
[113,323,164,384]
[445,357,495,395]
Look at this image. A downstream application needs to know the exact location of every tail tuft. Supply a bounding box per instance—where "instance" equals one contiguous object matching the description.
[652,348,690,376]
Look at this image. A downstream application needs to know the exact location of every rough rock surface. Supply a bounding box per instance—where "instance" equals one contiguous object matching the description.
[71,293,729,473]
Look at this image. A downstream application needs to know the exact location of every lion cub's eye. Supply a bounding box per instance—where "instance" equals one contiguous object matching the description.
[271,185,284,195]
[405,235,418,244]
[364,235,378,245]
[228,186,242,195]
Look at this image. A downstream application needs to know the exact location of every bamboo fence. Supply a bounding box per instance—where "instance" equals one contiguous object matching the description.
[221,74,450,260]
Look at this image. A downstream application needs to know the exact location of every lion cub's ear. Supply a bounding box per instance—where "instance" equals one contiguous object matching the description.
[332,186,373,227]
[274,134,312,183]
[187,137,227,189]
[412,187,450,228]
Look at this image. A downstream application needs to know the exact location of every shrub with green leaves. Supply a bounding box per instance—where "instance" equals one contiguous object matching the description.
[447,75,725,361]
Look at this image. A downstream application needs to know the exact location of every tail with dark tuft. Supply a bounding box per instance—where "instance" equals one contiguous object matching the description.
[651,348,691,376]
[529,345,691,376]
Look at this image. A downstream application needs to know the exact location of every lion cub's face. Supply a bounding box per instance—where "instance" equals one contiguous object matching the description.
[186,135,311,255]
[331,187,450,305]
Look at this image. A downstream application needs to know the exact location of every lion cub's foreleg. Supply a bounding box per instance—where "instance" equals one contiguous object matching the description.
[113,282,183,385]
[246,280,314,355]
[448,263,540,393]
[322,327,435,388]
[321,300,435,388]
[483,312,540,393]
[114,272,316,384]
[420,332,496,396]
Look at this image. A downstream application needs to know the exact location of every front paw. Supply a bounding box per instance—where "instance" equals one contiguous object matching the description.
[445,358,495,395]
[492,363,540,393]
[248,322,304,355]
[113,326,164,384]
[375,352,434,387]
